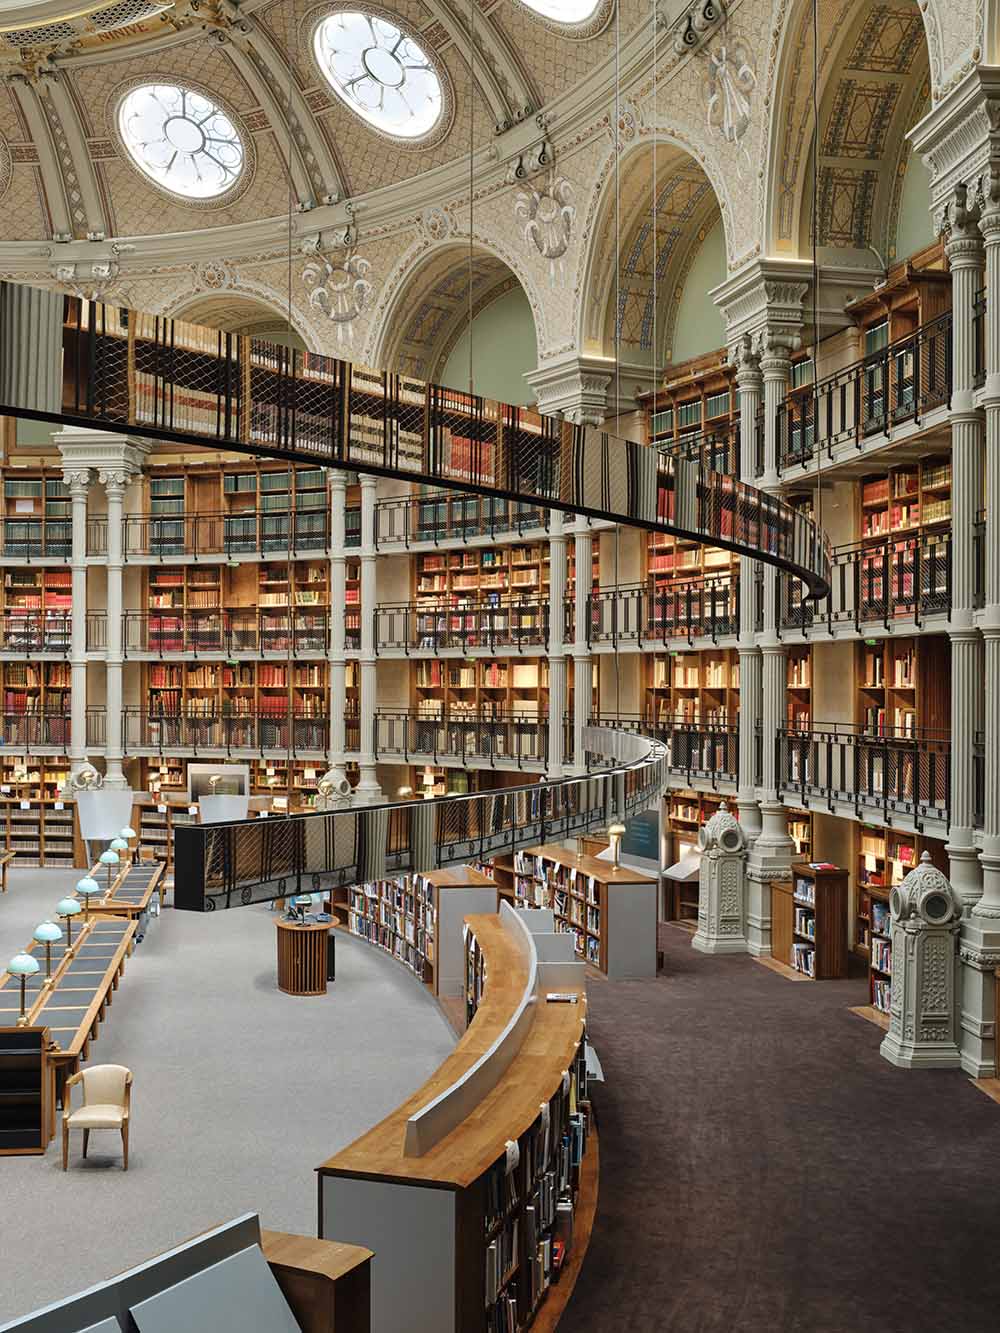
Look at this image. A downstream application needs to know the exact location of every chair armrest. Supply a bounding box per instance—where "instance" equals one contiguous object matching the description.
[62,1071,83,1121]
[123,1072,133,1116]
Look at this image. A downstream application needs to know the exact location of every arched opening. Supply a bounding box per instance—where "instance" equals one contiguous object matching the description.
[767,0,932,269]
[170,292,309,351]
[375,244,538,406]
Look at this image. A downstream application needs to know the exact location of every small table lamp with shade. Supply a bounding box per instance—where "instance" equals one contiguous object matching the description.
[98,848,119,892]
[7,952,39,1024]
[109,836,129,872]
[57,897,82,952]
[33,920,63,981]
[119,826,137,861]
[292,894,312,925]
[608,822,627,869]
[75,875,99,920]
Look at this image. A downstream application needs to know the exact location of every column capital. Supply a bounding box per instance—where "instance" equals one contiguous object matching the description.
[524,354,614,426]
[728,333,762,387]
[61,467,93,495]
[941,182,985,260]
[56,426,149,480]
[97,468,132,493]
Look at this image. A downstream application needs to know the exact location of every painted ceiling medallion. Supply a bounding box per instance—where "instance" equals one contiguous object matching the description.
[118,84,246,201]
[302,249,375,342]
[313,10,443,140]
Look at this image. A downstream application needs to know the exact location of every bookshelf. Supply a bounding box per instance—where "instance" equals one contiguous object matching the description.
[2,568,71,648]
[319,911,590,1333]
[413,658,550,720]
[643,648,739,728]
[786,646,811,732]
[771,863,849,979]
[0,1027,53,1155]
[510,844,657,977]
[0,796,82,867]
[855,824,947,954]
[0,661,71,721]
[346,866,496,996]
[855,635,949,739]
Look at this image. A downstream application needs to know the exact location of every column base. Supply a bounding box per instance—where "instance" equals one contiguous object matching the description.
[103,764,129,790]
[353,768,383,806]
[691,931,748,956]
[957,915,1000,1077]
[947,836,983,912]
[879,1032,962,1070]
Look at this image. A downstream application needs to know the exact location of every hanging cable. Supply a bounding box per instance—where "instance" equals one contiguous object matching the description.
[285,31,295,804]
[613,0,622,425]
[811,0,822,541]
[468,0,475,396]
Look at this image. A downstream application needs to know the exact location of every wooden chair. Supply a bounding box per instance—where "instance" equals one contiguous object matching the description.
[62,1064,132,1171]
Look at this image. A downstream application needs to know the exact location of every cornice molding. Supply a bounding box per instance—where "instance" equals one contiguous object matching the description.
[909,66,1000,213]
[524,353,614,424]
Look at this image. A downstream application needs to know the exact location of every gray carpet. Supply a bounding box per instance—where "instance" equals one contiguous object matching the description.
[0,868,456,1324]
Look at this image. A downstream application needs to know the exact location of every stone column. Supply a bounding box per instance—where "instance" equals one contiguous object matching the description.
[732,337,763,847]
[571,518,593,775]
[944,199,985,919]
[955,186,1000,1074]
[99,469,128,788]
[328,473,348,785]
[355,474,381,802]
[62,468,92,785]
[547,509,567,777]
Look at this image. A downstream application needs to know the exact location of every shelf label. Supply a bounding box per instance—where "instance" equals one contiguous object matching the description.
[54,801,64,811]
[188,805,198,815]
[157,804,167,814]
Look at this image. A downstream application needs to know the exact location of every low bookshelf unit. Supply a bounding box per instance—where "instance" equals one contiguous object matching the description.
[771,863,849,980]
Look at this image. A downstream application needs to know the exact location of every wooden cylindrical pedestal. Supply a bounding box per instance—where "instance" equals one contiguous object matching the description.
[276,920,332,996]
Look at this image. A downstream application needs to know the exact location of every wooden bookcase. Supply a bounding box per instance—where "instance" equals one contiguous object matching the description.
[0,661,71,721]
[346,866,496,996]
[413,657,549,721]
[771,863,848,979]
[0,796,82,867]
[0,1026,53,1155]
[643,648,739,728]
[855,635,949,738]
[787,646,811,732]
[512,843,657,977]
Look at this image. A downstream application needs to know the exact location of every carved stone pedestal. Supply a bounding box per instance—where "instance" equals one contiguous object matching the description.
[692,802,748,955]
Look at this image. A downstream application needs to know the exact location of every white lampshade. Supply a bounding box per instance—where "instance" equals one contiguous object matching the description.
[608,822,627,838]
[109,838,128,852]
[7,952,39,976]
[33,921,63,944]
[120,826,137,840]
[56,897,82,917]
[99,850,120,866]
[76,876,99,896]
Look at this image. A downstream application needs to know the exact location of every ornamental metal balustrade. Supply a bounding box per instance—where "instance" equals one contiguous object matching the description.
[173,724,669,912]
[774,528,952,633]
[776,723,950,827]
[776,313,952,473]
[0,611,106,654]
[121,509,330,558]
[375,597,553,654]
[120,610,330,656]
[585,576,740,646]
[120,708,335,756]
[374,709,556,768]
[0,708,105,749]
[367,493,551,548]
[0,286,831,598]
[597,712,739,785]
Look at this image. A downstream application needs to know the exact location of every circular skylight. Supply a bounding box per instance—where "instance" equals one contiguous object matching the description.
[517,0,604,26]
[314,12,443,139]
[118,84,245,199]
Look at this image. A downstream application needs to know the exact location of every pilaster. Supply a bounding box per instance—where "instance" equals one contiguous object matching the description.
[547,509,567,778]
[355,474,381,803]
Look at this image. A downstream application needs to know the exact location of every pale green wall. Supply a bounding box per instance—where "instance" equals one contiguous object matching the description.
[670,218,727,364]
[440,288,538,406]
[894,150,934,262]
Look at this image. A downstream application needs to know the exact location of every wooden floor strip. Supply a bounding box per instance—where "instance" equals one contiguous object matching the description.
[849,1004,890,1031]
[970,1077,1000,1106]
[751,955,811,982]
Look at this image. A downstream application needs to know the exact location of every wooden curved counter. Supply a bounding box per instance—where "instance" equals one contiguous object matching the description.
[318,907,592,1333]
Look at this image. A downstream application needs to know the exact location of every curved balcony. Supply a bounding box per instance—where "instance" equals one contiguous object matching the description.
[776,722,950,829]
[373,709,555,769]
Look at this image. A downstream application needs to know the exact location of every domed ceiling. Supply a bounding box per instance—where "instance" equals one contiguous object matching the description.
[0,0,637,245]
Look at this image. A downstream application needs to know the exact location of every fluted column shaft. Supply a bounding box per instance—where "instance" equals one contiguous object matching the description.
[64,471,91,782]
[945,220,985,908]
[547,510,567,776]
[100,473,127,787]
[355,475,381,801]
[571,520,592,774]
[329,475,347,776]
[734,346,763,838]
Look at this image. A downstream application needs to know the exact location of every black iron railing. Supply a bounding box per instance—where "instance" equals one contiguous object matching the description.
[602,712,738,784]
[587,575,738,645]
[374,709,556,767]
[122,510,330,558]
[121,710,333,754]
[776,313,952,472]
[376,599,549,653]
[121,611,330,655]
[0,288,833,597]
[777,528,952,631]
[370,493,550,547]
[0,709,103,748]
[776,723,950,825]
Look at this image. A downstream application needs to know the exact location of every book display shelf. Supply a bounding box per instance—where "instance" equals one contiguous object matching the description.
[347,865,496,996]
[0,1026,53,1155]
[319,911,590,1333]
[856,635,949,739]
[771,863,849,979]
[506,844,657,977]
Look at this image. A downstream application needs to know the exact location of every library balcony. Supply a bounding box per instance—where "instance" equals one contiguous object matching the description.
[121,511,331,560]
[375,598,551,654]
[0,516,102,560]
[585,578,739,647]
[656,422,741,478]
[775,528,952,635]
[368,493,551,549]
[776,722,950,833]
[607,713,739,786]
[121,611,331,657]
[776,311,952,477]
[0,708,104,750]
[373,709,555,769]
[120,710,331,757]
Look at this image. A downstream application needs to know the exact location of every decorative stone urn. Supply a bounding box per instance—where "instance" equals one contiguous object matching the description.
[880,852,962,1069]
[692,801,748,955]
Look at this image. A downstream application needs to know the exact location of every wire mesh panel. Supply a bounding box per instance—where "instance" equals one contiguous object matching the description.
[0,286,834,597]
